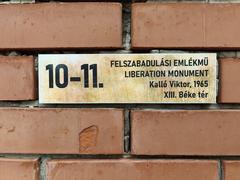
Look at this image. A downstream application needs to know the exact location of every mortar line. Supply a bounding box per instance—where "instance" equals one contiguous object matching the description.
[2,153,240,160]
[124,108,131,153]
[39,157,48,180]
[218,160,224,180]
[122,2,131,51]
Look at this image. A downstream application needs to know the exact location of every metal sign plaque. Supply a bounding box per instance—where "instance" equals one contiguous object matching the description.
[39,54,217,104]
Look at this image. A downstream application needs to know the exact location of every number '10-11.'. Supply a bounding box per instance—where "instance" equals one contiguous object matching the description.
[46,64,98,88]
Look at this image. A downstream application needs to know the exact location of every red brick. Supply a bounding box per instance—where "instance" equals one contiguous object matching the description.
[0,108,123,154]
[223,161,240,180]
[0,158,38,180]
[219,58,240,103]
[0,3,122,50]
[0,56,36,100]
[46,159,218,180]
[132,3,240,49]
[132,110,240,155]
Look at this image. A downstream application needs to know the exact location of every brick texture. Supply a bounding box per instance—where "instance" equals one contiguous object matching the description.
[46,159,218,180]
[0,56,36,100]
[0,3,122,50]
[0,158,38,180]
[132,3,240,49]
[132,110,240,155]
[223,161,240,180]
[0,108,124,154]
[219,58,240,103]
[0,1,238,179]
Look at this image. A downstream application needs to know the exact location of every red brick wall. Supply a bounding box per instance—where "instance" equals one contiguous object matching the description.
[1,0,240,180]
